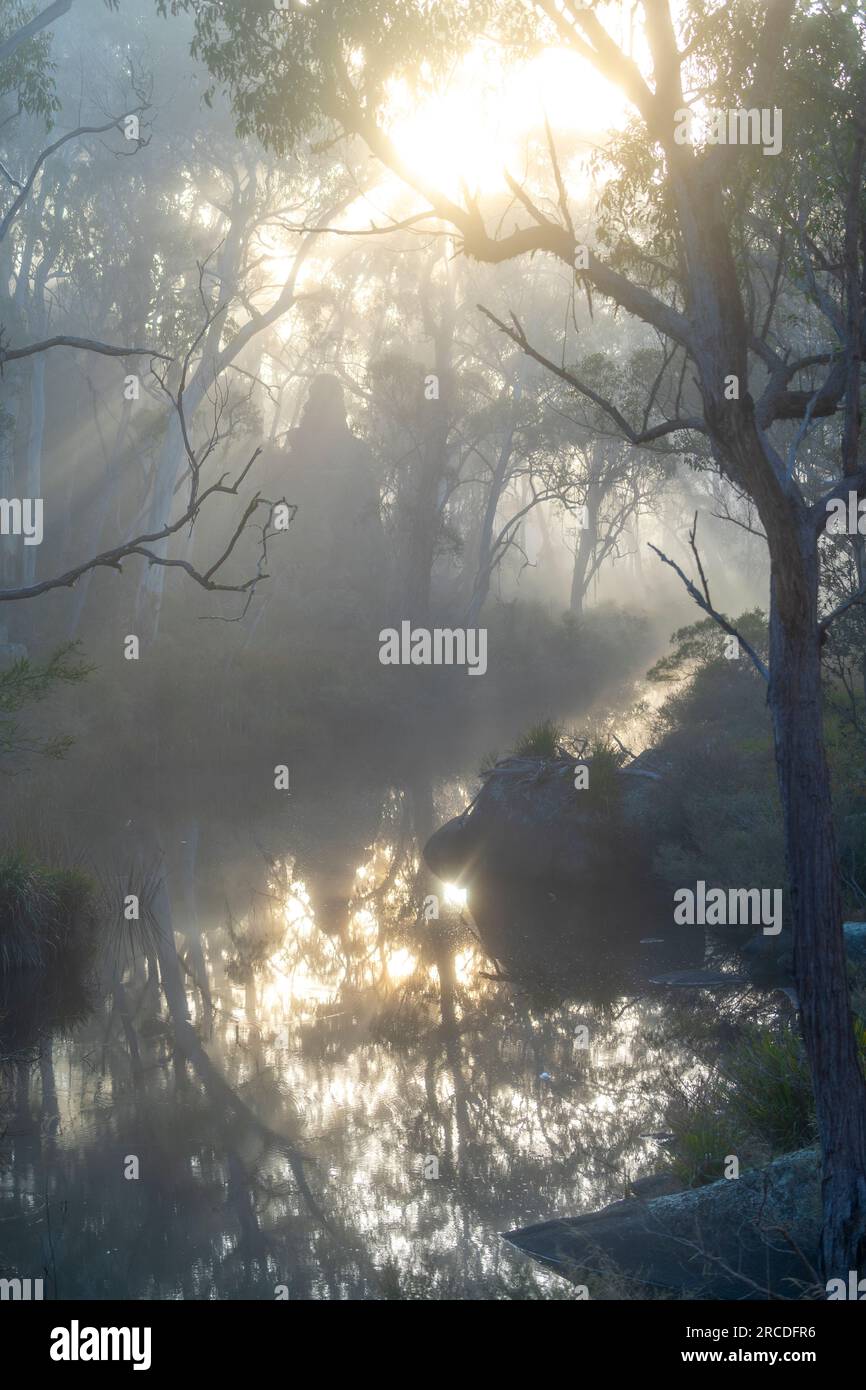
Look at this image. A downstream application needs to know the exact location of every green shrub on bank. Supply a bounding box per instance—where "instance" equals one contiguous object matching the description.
[666,1021,866,1187]
[668,1110,743,1188]
[512,718,564,759]
[0,856,97,971]
[724,1027,817,1154]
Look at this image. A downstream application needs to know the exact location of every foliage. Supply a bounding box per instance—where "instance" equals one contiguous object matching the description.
[724,1026,818,1155]
[0,642,93,767]
[667,1012,866,1189]
[648,611,866,918]
[0,855,96,972]
[156,0,505,153]
[647,612,769,686]
[583,738,627,816]
[668,1109,743,1189]
[665,1025,812,1187]
[0,1,61,125]
[646,613,785,895]
[511,716,563,759]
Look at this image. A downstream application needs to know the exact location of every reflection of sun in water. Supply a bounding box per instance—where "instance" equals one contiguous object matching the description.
[386,947,417,982]
[235,842,489,1030]
[443,882,468,909]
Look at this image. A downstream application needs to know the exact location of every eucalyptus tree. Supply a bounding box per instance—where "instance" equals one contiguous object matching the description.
[0,3,346,626]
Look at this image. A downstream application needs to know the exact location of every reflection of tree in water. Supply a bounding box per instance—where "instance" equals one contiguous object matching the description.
[1,781,727,1300]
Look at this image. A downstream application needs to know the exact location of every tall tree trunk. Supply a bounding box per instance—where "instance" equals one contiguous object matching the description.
[768,555,866,1280]
[394,250,456,624]
[569,484,600,617]
[22,352,45,589]
[464,428,515,626]
[67,395,133,637]
[0,375,22,589]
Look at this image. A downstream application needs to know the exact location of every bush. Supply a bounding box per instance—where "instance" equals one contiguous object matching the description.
[583,739,627,817]
[647,613,786,904]
[663,1021,866,1187]
[723,1027,817,1154]
[0,856,96,972]
[0,643,93,767]
[648,610,866,916]
[512,717,564,759]
[668,1110,743,1188]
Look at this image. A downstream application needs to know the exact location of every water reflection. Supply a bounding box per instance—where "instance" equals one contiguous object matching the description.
[1,775,742,1300]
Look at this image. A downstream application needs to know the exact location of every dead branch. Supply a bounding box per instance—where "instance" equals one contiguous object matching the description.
[0,108,148,243]
[0,288,292,606]
[648,514,770,682]
[0,332,170,371]
[477,304,707,446]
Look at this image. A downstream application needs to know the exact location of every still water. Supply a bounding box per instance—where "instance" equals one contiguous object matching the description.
[0,742,740,1301]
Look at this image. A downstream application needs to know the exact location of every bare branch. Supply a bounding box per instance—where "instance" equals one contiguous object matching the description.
[648,524,770,682]
[0,332,170,370]
[0,109,148,243]
[0,295,291,605]
[478,304,706,446]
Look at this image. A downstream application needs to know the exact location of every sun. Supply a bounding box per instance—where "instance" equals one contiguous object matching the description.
[384,43,629,202]
[245,40,632,315]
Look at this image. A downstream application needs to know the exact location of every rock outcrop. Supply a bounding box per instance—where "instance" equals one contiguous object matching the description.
[423,751,664,890]
[504,1148,821,1299]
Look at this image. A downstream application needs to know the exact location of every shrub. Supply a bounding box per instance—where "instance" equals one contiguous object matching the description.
[512,717,564,759]
[0,643,93,767]
[723,1026,817,1154]
[0,856,96,972]
[583,739,627,816]
[668,1110,743,1188]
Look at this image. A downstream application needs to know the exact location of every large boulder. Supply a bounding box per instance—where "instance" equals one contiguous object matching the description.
[423,751,664,890]
[504,1148,821,1299]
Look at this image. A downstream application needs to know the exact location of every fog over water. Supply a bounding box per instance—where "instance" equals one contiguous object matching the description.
[1,0,863,1310]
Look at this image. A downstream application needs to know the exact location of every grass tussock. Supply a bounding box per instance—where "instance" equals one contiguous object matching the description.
[664,1019,866,1188]
[0,854,97,972]
[512,717,565,759]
